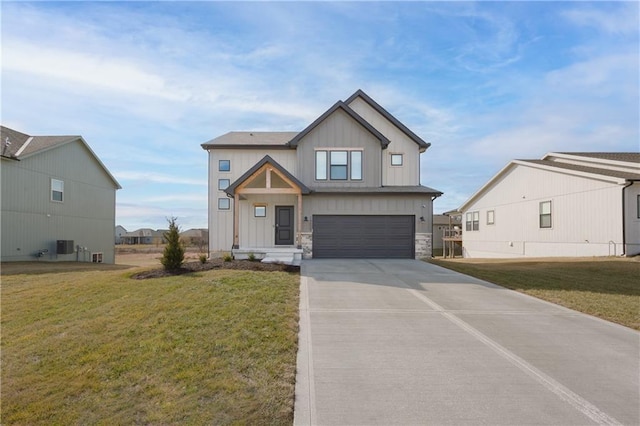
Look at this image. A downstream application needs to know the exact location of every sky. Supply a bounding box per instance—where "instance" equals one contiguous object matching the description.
[2,1,638,231]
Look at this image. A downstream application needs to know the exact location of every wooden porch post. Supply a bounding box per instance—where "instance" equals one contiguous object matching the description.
[233,194,240,248]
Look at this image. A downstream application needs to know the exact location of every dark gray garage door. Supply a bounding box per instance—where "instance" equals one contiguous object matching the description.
[313,215,415,259]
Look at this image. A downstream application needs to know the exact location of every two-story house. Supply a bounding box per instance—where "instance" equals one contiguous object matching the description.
[1,125,121,263]
[202,90,442,263]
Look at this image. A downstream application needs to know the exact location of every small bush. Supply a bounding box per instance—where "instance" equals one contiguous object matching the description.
[248,253,256,262]
[161,217,184,271]
[199,254,208,264]
[223,253,233,262]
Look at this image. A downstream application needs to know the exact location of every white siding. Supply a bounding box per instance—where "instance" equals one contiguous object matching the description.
[624,182,640,256]
[347,97,420,186]
[462,165,626,258]
[206,148,297,252]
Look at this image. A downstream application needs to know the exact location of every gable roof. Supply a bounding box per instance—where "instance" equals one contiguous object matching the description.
[459,152,640,212]
[225,155,311,196]
[287,101,390,148]
[1,125,122,189]
[345,89,431,151]
[201,131,298,149]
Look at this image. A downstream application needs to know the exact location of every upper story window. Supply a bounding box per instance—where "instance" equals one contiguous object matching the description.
[539,201,552,228]
[391,153,403,166]
[51,179,64,202]
[465,211,479,231]
[315,150,363,181]
[219,160,230,172]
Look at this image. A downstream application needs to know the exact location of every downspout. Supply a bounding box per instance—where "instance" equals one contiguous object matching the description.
[621,180,635,256]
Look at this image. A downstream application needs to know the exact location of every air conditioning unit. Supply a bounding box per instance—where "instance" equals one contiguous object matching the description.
[92,252,103,263]
[56,240,74,254]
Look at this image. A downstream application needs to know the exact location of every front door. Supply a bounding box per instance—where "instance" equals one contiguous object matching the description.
[275,206,294,245]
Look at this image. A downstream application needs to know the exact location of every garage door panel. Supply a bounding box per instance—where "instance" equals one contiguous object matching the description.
[313,215,414,259]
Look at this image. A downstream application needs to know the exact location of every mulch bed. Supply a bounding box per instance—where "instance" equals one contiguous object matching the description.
[131,258,299,279]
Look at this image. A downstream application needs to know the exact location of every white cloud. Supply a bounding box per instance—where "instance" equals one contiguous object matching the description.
[562,3,640,35]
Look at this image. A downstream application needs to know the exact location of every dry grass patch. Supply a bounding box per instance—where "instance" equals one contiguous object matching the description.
[2,267,300,424]
[429,258,640,330]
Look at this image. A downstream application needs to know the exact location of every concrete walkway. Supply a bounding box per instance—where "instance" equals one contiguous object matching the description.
[294,259,639,425]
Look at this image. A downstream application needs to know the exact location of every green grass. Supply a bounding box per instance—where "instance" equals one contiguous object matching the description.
[2,268,300,424]
[429,259,640,330]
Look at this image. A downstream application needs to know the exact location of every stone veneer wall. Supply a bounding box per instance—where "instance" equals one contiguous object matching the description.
[415,233,432,259]
[300,232,313,259]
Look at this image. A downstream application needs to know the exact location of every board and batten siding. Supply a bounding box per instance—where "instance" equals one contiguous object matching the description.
[347,97,420,186]
[206,148,297,252]
[238,194,298,248]
[624,181,640,256]
[1,142,117,263]
[295,108,382,189]
[462,165,626,258]
[300,193,433,236]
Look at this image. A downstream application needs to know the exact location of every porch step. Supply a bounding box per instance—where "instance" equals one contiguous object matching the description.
[232,247,302,266]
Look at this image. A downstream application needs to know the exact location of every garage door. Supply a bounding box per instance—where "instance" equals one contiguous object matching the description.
[313,215,415,259]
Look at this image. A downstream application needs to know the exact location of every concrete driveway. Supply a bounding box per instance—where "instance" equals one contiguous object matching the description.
[294,259,639,425]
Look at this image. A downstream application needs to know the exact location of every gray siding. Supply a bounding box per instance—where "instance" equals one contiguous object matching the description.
[300,193,433,236]
[295,109,382,188]
[1,142,117,263]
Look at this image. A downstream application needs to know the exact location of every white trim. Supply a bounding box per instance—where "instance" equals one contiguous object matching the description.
[14,137,33,157]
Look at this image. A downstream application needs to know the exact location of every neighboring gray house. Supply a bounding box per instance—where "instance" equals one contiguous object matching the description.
[459,152,640,258]
[120,228,167,245]
[115,225,127,244]
[180,228,208,247]
[1,126,121,263]
[202,90,442,262]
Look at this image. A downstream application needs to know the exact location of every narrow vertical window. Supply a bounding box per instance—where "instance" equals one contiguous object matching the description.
[330,151,348,180]
[472,211,480,231]
[487,210,495,225]
[350,151,362,180]
[637,195,640,219]
[51,179,64,202]
[465,212,472,231]
[315,151,327,180]
[540,201,552,228]
[219,160,230,172]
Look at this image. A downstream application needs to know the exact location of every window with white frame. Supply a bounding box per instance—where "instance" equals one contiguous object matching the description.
[539,201,552,228]
[219,160,230,172]
[51,179,64,202]
[465,211,479,231]
[487,210,495,225]
[218,179,230,191]
[315,149,363,181]
[218,198,230,210]
[391,153,403,166]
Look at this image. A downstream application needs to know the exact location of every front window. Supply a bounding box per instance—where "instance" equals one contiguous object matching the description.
[219,160,230,172]
[218,198,230,210]
[391,153,403,166]
[254,205,266,217]
[316,149,363,181]
[51,179,64,202]
[330,151,348,180]
[218,179,230,191]
[540,201,552,228]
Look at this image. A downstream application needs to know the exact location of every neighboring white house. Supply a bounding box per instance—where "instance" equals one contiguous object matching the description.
[1,126,121,263]
[459,152,640,258]
[202,90,442,262]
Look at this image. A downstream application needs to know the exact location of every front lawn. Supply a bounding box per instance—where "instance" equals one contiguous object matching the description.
[429,258,640,330]
[1,267,300,424]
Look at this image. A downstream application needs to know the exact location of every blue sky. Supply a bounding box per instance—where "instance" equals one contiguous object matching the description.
[2,1,638,231]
